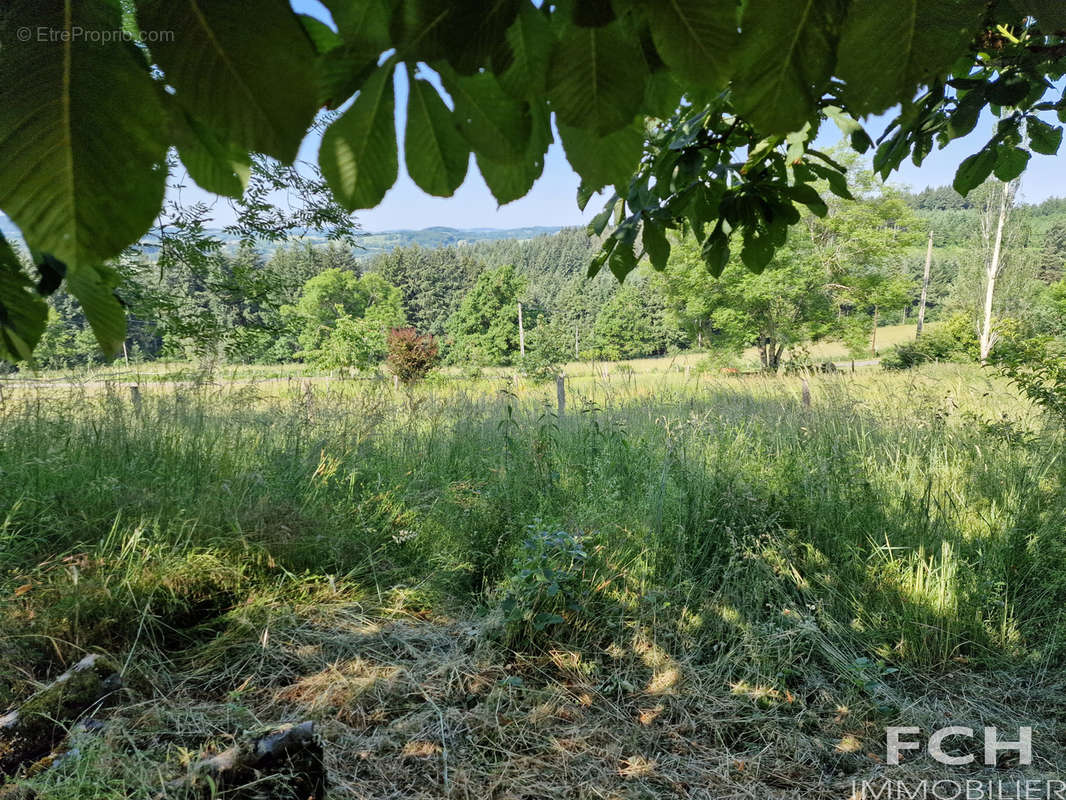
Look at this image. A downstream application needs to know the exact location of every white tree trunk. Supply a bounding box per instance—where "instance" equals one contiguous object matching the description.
[916,230,933,338]
[517,301,525,357]
[979,180,1018,364]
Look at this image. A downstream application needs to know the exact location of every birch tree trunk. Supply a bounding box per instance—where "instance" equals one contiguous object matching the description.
[979,180,1019,364]
[517,302,525,358]
[916,230,933,338]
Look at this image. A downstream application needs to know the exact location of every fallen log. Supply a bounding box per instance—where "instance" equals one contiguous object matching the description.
[0,784,36,800]
[0,655,121,777]
[24,719,106,778]
[165,721,325,800]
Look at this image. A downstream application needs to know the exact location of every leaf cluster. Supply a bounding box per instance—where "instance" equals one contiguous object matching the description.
[0,1,1064,361]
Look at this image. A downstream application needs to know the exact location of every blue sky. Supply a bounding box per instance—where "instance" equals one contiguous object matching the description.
[185,0,1066,231]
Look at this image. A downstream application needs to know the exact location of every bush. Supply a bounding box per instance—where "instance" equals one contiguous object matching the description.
[881,342,931,370]
[693,351,743,374]
[520,318,573,382]
[881,314,978,370]
[993,334,1066,426]
[386,327,439,384]
[497,528,594,649]
[301,314,386,371]
[519,349,561,383]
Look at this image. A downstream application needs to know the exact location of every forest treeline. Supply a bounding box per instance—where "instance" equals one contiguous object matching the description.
[16,179,1066,373]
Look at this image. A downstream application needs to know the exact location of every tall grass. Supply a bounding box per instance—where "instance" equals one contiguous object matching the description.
[0,365,1063,709]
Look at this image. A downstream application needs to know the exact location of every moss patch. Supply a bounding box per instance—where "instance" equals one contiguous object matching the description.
[0,656,120,778]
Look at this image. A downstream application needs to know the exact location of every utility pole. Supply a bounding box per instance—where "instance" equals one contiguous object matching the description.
[517,301,525,358]
[916,230,933,339]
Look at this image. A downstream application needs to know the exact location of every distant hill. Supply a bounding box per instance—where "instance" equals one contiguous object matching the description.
[224,225,565,257]
[351,226,563,258]
[1,216,562,257]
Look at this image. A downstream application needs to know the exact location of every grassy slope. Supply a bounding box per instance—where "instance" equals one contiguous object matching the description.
[1,364,1064,796]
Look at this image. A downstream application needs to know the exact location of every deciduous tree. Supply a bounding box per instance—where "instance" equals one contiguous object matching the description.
[592,279,683,361]
[286,269,406,369]
[446,264,525,366]
[657,239,835,370]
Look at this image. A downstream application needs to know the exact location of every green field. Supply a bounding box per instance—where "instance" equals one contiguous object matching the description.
[3,322,936,391]
[1,362,1063,796]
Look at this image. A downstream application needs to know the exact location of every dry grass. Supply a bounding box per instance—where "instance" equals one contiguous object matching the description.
[13,598,1066,798]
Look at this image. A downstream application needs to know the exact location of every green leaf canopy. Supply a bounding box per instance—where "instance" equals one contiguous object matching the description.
[405,73,470,197]
[0,0,1063,361]
[0,0,167,268]
[0,234,47,362]
[138,0,319,163]
[319,61,399,211]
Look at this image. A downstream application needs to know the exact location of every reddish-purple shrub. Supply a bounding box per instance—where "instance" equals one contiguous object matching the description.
[386,327,439,384]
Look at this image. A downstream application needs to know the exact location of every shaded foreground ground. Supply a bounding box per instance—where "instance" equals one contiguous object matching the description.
[1,364,1064,796]
[10,601,1065,799]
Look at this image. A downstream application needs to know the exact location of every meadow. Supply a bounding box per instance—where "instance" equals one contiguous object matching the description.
[7,322,930,388]
[1,361,1065,797]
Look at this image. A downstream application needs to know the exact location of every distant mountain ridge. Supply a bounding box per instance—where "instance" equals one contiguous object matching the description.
[0,215,562,258]
[352,226,564,258]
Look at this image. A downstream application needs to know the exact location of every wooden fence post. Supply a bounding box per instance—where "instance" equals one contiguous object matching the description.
[556,374,566,418]
[801,378,811,409]
[303,380,314,421]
